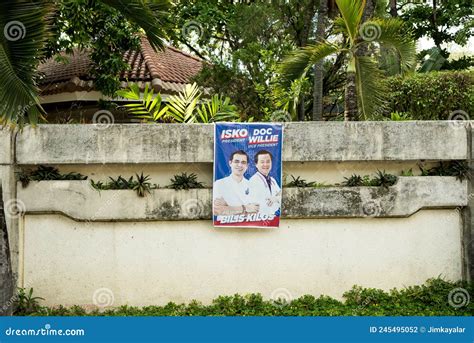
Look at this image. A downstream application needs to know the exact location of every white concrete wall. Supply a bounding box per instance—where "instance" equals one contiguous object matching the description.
[2,122,470,307]
[22,210,462,307]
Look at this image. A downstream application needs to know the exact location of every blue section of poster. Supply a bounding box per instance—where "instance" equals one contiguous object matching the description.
[213,123,283,228]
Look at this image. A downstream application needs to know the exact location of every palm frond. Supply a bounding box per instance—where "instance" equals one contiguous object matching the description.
[196,94,240,123]
[167,83,201,123]
[117,83,169,121]
[335,0,365,44]
[278,43,338,88]
[333,17,349,36]
[0,0,52,125]
[116,82,141,100]
[355,56,387,120]
[369,18,417,74]
[100,0,171,51]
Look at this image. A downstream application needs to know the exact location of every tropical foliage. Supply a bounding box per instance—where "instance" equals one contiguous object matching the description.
[0,0,171,125]
[90,173,156,197]
[171,0,322,121]
[278,0,416,120]
[385,70,474,120]
[116,83,241,123]
[400,0,473,70]
[168,172,205,190]
[0,0,52,125]
[17,166,87,188]
[1,0,472,124]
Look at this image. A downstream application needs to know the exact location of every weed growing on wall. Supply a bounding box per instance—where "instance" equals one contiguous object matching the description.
[16,166,87,188]
[418,161,470,181]
[90,174,156,197]
[168,173,205,190]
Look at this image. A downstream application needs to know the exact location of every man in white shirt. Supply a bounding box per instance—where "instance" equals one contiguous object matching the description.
[213,150,260,215]
[249,150,281,215]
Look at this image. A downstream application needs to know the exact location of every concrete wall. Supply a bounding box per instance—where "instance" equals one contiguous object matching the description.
[16,122,468,164]
[17,178,468,220]
[23,211,462,307]
[1,122,471,307]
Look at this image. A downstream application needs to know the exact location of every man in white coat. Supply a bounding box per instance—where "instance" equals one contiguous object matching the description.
[213,150,260,215]
[249,150,281,216]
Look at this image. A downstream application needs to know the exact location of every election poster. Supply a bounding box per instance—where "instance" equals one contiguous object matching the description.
[213,123,283,228]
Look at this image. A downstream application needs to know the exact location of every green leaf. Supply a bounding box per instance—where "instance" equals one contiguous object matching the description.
[355,56,388,120]
[0,0,52,125]
[370,18,417,74]
[335,0,365,44]
[100,0,171,51]
[278,43,338,88]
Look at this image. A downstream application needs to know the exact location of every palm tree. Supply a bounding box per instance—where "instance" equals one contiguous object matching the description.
[0,0,171,125]
[279,0,416,121]
[312,0,328,121]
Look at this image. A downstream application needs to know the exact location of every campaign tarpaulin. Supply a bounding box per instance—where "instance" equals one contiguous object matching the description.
[213,123,283,228]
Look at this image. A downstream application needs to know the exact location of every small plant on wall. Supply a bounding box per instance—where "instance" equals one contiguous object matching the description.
[16,166,87,188]
[418,161,470,181]
[285,175,317,187]
[13,288,44,316]
[341,171,397,188]
[168,173,205,190]
[133,173,153,197]
[372,170,398,188]
[342,174,364,187]
[90,173,156,197]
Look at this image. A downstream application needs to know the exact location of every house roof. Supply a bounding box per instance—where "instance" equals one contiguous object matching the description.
[38,37,203,96]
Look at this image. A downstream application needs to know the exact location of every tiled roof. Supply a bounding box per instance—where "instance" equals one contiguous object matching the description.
[38,37,203,96]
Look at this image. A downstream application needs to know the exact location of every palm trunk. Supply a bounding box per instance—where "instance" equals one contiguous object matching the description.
[431,0,441,49]
[312,0,328,121]
[0,186,13,316]
[389,0,397,17]
[346,0,375,120]
[363,0,375,21]
[294,0,318,122]
[297,98,305,121]
[357,0,375,56]
[344,71,357,121]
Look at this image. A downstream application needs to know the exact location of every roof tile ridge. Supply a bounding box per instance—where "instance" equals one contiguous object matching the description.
[139,36,161,80]
[166,45,203,62]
